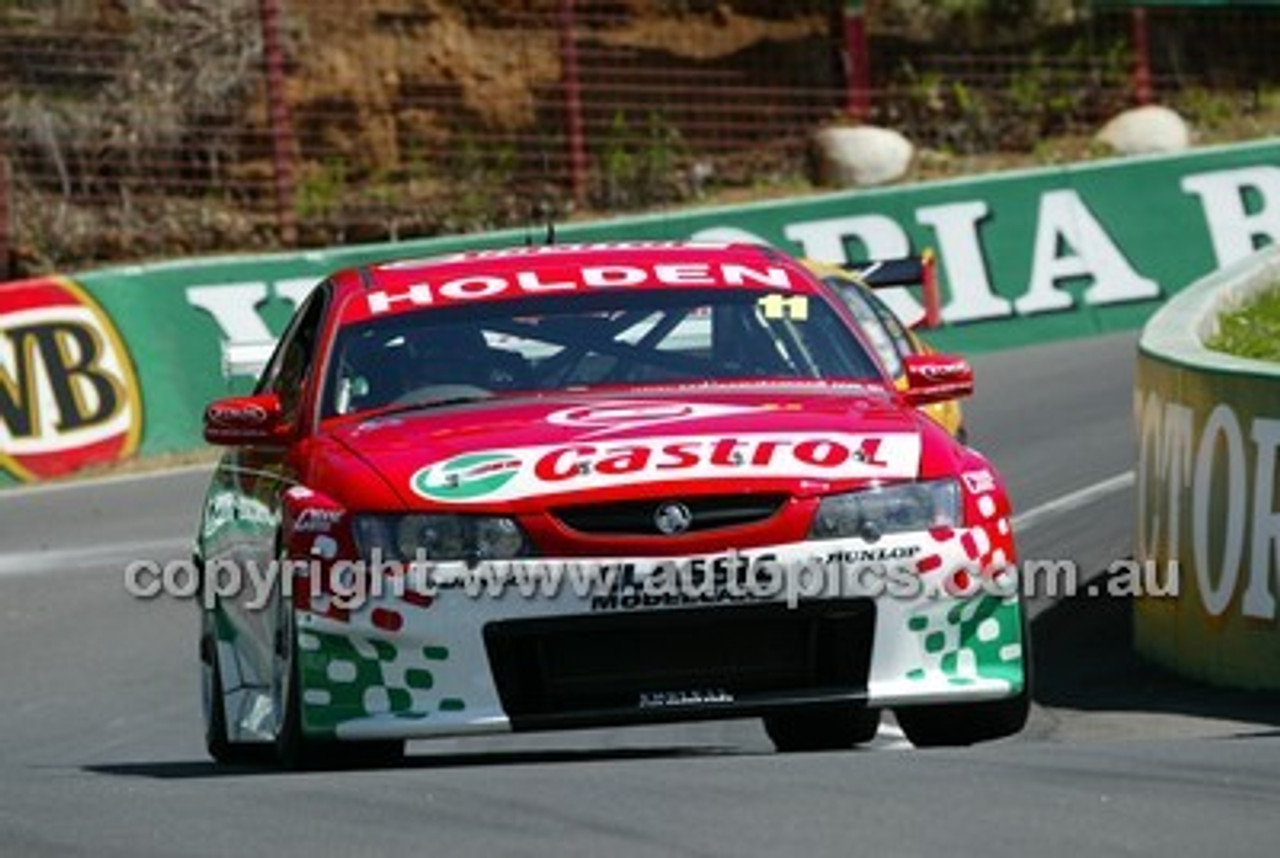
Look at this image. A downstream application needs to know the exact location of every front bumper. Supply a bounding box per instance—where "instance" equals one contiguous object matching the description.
[290,526,1027,741]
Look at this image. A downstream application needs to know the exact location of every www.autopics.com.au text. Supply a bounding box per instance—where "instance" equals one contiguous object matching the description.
[124,551,1179,613]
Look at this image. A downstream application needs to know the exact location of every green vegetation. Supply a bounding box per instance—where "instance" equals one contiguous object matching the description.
[296,160,349,222]
[885,35,1130,155]
[595,111,689,210]
[1207,286,1280,362]
[3,0,1280,272]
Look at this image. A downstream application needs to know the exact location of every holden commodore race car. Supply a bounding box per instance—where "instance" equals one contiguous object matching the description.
[197,241,1028,768]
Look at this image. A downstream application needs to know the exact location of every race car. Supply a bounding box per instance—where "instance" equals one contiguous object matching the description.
[802,253,966,442]
[196,241,1028,768]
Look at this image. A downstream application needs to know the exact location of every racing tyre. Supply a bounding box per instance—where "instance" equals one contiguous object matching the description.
[202,622,272,766]
[275,640,322,770]
[274,598,404,770]
[895,690,1029,748]
[273,595,332,770]
[764,705,881,753]
[897,601,1033,748]
[901,589,1039,747]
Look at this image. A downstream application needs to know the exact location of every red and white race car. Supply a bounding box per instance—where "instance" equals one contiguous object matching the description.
[197,241,1028,768]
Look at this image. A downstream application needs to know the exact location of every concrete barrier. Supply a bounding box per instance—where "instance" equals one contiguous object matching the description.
[1134,245,1280,689]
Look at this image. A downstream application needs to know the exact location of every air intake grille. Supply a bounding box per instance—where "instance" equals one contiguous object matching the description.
[484,599,875,726]
[552,494,785,536]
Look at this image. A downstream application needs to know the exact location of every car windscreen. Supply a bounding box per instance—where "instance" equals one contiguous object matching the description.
[321,287,884,418]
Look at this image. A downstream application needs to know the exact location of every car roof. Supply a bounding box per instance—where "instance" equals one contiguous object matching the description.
[329,241,824,324]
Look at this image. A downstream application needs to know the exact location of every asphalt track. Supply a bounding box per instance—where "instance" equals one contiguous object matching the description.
[1,330,1278,857]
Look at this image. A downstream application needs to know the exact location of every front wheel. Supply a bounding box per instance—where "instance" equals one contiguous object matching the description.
[272,592,331,769]
[764,705,881,753]
[899,583,1034,748]
[273,597,404,770]
[201,618,271,766]
[895,690,1029,748]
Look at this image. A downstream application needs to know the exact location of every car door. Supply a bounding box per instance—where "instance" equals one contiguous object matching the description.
[201,284,331,690]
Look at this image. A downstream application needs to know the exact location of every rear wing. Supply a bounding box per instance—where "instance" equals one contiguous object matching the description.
[840,249,941,329]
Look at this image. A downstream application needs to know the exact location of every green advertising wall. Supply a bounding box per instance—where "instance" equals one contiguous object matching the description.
[1134,247,1280,689]
[5,138,1280,485]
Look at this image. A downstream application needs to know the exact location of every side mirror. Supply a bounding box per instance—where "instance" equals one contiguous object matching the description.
[902,353,973,406]
[204,393,292,446]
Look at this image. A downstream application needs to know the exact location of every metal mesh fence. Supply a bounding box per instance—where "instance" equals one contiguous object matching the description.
[3,1,1280,276]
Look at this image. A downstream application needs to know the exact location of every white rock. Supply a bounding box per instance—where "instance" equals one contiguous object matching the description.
[1096,105,1191,155]
[812,125,914,187]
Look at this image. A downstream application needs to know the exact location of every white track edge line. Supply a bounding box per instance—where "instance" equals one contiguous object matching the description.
[0,462,216,499]
[0,537,192,577]
[1011,470,1136,533]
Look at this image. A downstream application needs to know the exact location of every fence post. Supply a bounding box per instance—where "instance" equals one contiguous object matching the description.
[1131,7,1154,105]
[842,0,871,121]
[559,0,587,208]
[260,0,298,246]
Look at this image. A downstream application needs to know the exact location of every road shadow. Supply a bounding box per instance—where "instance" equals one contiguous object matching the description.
[84,744,739,780]
[1031,578,1280,729]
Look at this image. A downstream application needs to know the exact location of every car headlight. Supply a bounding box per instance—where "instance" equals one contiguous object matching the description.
[353,514,529,562]
[809,479,961,541]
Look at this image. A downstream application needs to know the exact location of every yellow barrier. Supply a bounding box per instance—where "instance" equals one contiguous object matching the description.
[1135,246,1280,689]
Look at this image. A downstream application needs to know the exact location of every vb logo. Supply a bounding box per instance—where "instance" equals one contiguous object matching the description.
[0,277,142,481]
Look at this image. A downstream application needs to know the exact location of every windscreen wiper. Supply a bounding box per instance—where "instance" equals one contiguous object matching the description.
[364,389,496,421]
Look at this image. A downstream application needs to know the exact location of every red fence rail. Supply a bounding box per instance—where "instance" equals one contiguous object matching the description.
[2,2,1280,275]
